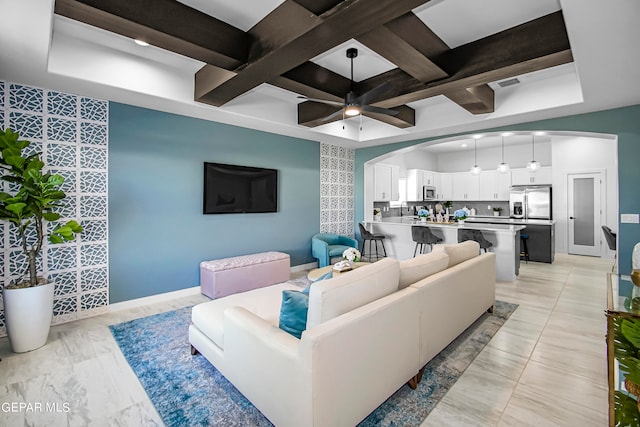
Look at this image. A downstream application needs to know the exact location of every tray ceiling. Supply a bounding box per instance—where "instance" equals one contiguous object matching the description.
[1,0,638,147]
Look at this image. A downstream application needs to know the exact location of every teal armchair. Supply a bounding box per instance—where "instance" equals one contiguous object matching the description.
[312,233,359,267]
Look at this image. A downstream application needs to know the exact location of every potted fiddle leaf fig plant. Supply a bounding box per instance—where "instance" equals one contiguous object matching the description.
[0,128,82,353]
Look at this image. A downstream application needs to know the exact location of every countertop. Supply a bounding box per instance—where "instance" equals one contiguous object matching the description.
[375,215,554,226]
[465,216,556,226]
[368,217,526,232]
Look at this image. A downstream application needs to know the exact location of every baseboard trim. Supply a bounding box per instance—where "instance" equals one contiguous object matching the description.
[109,286,201,312]
[290,262,316,273]
[109,264,316,312]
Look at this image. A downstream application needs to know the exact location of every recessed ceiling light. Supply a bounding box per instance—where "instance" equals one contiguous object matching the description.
[134,39,149,47]
[461,143,468,148]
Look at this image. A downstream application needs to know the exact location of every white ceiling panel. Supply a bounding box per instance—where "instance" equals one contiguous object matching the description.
[310,40,397,82]
[177,0,284,31]
[414,0,561,48]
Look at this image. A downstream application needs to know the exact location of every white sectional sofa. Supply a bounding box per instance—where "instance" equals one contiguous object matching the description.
[188,241,496,427]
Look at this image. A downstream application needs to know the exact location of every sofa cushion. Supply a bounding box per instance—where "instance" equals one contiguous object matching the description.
[191,282,299,349]
[398,252,449,289]
[279,290,309,338]
[432,240,480,268]
[306,257,400,329]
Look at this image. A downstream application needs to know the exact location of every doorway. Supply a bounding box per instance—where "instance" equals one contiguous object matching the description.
[567,171,603,256]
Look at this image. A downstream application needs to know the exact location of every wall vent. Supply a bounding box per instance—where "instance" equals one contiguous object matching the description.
[497,78,521,88]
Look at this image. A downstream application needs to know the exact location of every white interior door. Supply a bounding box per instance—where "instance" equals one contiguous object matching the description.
[567,172,602,256]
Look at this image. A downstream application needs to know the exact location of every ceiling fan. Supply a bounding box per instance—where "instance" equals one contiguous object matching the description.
[297,48,399,122]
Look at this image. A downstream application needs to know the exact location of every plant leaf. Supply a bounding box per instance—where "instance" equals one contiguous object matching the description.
[5,202,26,215]
[42,212,60,221]
[49,234,63,244]
[47,174,64,186]
[622,319,640,349]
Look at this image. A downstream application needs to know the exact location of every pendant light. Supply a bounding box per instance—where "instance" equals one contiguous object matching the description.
[497,135,510,173]
[527,134,540,172]
[470,137,481,175]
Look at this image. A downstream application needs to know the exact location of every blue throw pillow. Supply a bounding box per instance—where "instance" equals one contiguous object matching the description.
[279,290,309,339]
[316,271,333,281]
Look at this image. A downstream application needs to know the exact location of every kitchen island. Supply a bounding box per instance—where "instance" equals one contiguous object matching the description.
[364,217,526,282]
[465,217,556,263]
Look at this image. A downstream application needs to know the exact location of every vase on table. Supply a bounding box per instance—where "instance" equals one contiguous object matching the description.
[420,217,427,223]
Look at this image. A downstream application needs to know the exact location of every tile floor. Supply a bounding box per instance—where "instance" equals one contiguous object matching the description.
[0,254,612,426]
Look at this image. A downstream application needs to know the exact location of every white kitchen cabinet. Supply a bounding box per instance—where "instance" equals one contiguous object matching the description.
[406,169,422,201]
[422,170,435,187]
[511,167,552,185]
[497,172,511,199]
[434,173,453,200]
[452,172,480,200]
[406,168,435,201]
[374,163,399,201]
[479,170,512,200]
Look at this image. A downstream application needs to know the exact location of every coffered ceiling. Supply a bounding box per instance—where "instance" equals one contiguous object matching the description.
[1,0,639,148]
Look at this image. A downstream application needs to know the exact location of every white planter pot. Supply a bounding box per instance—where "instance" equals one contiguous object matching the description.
[494,212,500,216]
[3,282,54,353]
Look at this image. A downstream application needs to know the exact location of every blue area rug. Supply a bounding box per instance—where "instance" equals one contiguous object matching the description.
[110,300,517,426]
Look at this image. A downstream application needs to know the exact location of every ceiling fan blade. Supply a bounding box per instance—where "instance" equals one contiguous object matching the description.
[356,82,392,106]
[320,108,346,122]
[296,96,344,107]
[361,105,399,116]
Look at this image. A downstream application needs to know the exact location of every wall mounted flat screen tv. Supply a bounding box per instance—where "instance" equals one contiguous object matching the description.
[203,162,278,214]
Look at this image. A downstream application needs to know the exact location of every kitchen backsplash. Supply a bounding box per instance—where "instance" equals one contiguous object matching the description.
[375,200,510,217]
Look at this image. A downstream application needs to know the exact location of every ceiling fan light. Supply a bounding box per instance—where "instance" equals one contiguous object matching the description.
[344,105,360,116]
[527,160,540,171]
[497,162,510,173]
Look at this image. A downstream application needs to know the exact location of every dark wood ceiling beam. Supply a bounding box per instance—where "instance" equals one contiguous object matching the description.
[271,61,352,102]
[195,0,431,107]
[291,0,344,16]
[369,11,572,108]
[435,11,571,81]
[54,0,249,70]
[384,12,450,59]
[376,50,572,108]
[356,12,494,114]
[445,85,495,114]
[356,26,448,83]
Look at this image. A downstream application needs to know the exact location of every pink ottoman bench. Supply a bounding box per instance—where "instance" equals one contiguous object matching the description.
[199,252,291,299]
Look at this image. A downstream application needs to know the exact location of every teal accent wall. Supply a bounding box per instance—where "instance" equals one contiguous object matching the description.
[109,103,320,303]
[355,105,640,275]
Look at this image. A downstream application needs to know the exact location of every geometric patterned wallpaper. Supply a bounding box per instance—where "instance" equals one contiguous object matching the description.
[319,142,355,237]
[0,80,109,336]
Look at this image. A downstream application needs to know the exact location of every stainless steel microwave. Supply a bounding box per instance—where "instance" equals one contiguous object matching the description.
[423,186,436,200]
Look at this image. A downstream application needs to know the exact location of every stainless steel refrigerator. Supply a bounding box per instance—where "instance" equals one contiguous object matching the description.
[509,185,552,220]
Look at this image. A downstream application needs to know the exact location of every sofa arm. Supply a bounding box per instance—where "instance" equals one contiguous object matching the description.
[311,237,330,267]
[222,307,312,427]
